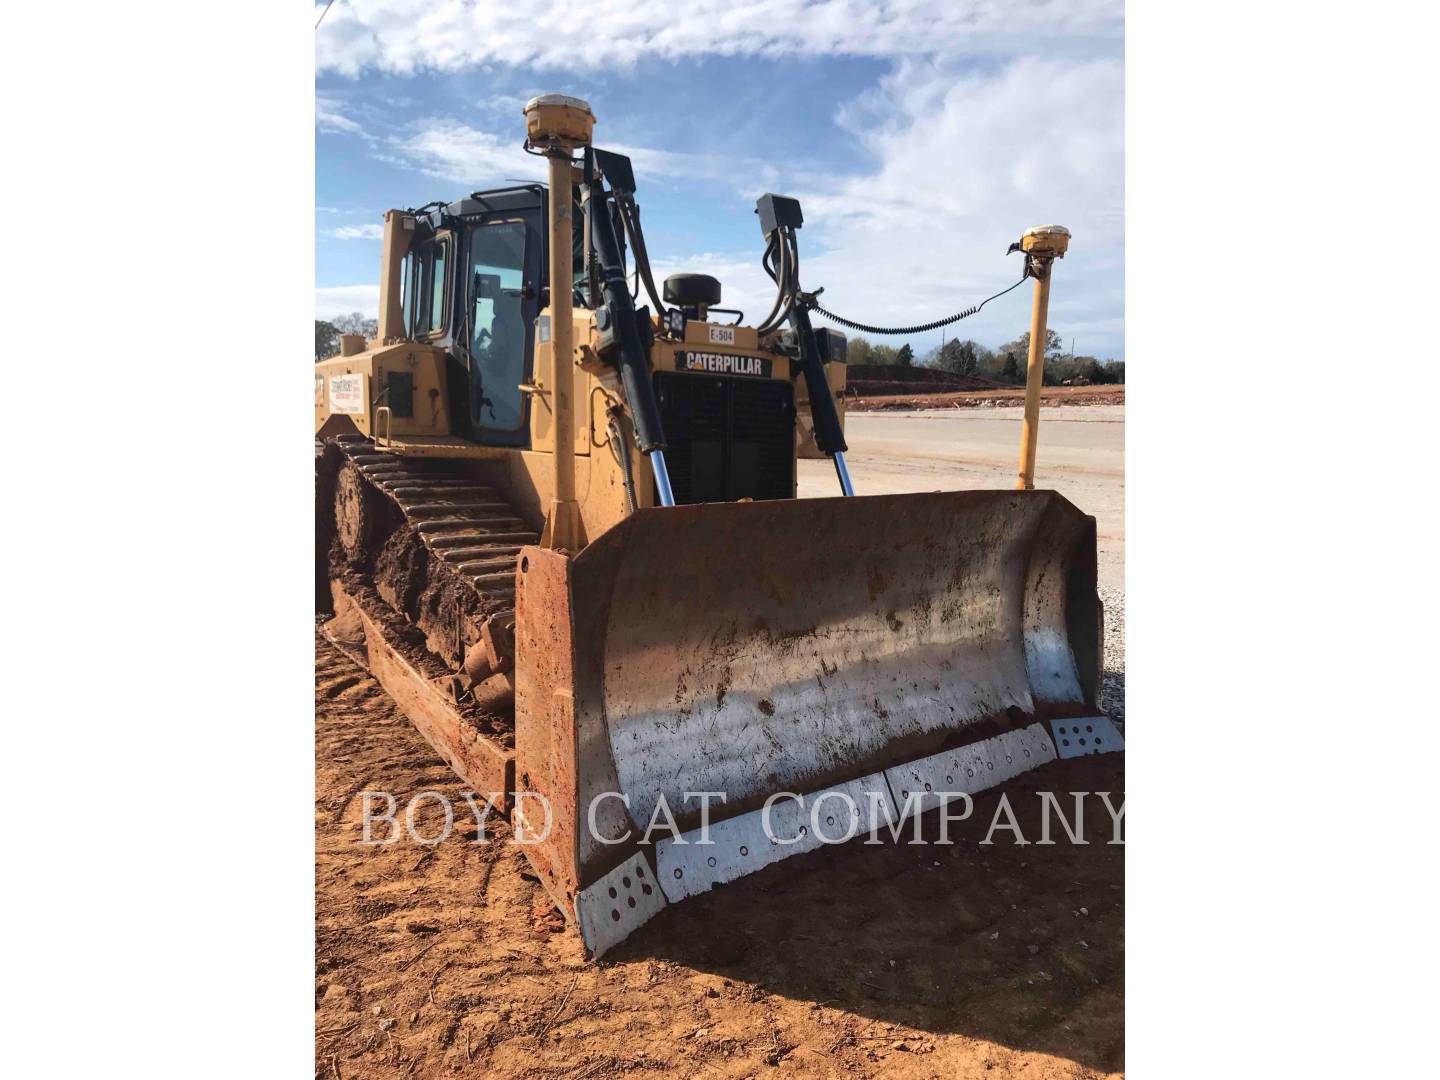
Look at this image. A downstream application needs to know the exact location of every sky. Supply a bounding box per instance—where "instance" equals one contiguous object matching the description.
[316,1,1124,359]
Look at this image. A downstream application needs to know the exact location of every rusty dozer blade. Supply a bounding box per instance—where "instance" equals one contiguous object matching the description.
[513,489,1116,957]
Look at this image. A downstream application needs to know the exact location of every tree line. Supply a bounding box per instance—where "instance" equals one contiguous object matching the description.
[315,313,378,361]
[315,312,1123,386]
[848,330,1124,385]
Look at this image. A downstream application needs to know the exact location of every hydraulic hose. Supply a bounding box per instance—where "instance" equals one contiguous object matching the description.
[608,411,639,513]
[618,197,667,317]
[757,230,796,335]
[754,234,785,332]
[584,182,667,454]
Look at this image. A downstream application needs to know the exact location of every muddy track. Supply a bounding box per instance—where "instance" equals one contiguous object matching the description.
[316,631,1125,1078]
[320,435,538,726]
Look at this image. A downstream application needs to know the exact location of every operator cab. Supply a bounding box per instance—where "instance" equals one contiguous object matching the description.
[394,172,846,509]
[399,186,558,447]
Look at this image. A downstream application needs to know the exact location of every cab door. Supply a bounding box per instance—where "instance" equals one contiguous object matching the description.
[459,214,542,445]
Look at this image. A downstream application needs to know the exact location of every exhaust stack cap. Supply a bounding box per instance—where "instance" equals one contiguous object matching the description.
[1020,224,1071,258]
[523,93,595,151]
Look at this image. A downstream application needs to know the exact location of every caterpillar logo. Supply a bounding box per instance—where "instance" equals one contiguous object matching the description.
[676,350,773,378]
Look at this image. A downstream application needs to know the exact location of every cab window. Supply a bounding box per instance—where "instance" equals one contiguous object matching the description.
[406,238,450,338]
[430,243,447,330]
[466,221,528,431]
[399,256,412,338]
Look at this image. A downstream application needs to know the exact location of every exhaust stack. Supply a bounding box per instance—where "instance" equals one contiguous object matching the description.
[375,210,416,345]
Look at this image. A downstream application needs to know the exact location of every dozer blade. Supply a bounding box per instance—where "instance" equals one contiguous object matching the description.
[513,489,1119,957]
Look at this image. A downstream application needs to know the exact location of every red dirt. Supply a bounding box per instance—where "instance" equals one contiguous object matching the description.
[850,385,1124,412]
[316,632,1124,1078]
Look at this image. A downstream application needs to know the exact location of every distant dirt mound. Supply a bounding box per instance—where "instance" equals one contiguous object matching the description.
[847,364,1008,397]
[849,384,1124,411]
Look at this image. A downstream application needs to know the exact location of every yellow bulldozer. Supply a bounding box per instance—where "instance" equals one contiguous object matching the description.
[316,94,1120,957]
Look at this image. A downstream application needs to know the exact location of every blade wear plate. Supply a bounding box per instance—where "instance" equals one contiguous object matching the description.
[579,723,1120,956]
[655,772,897,903]
[884,722,1058,818]
[1049,716,1124,758]
[574,850,668,958]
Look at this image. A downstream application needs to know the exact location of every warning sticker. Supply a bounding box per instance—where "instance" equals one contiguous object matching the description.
[314,371,324,406]
[329,374,365,415]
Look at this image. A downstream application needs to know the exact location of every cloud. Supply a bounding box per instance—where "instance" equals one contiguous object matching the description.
[628,56,1124,354]
[609,143,779,192]
[328,224,385,240]
[383,120,544,186]
[316,93,364,134]
[316,1,1122,76]
[313,6,1124,354]
[316,285,381,321]
[382,120,775,192]
[788,55,1124,353]
[321,54,1123,353]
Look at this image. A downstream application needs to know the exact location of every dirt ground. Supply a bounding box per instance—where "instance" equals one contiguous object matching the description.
[318,399,1125,1076]
[848,386,1124,412]
[316,635,1125,1079]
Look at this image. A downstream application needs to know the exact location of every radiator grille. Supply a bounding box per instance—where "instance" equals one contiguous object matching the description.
[654,372,795,505]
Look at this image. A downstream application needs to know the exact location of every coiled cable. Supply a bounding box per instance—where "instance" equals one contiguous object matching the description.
[806,275,1028,336]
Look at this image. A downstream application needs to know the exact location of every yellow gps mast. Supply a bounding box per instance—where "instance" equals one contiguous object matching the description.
[1014,224,1071,490]
[524,93,594,550]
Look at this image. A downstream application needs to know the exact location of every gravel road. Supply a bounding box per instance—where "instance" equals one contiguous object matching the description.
[1100,586,1125,727]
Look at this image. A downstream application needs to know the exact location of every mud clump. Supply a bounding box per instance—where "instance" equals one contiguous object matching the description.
[375,526,430,619]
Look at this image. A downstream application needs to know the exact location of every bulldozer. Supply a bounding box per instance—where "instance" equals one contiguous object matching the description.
[316,94,1121,957]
